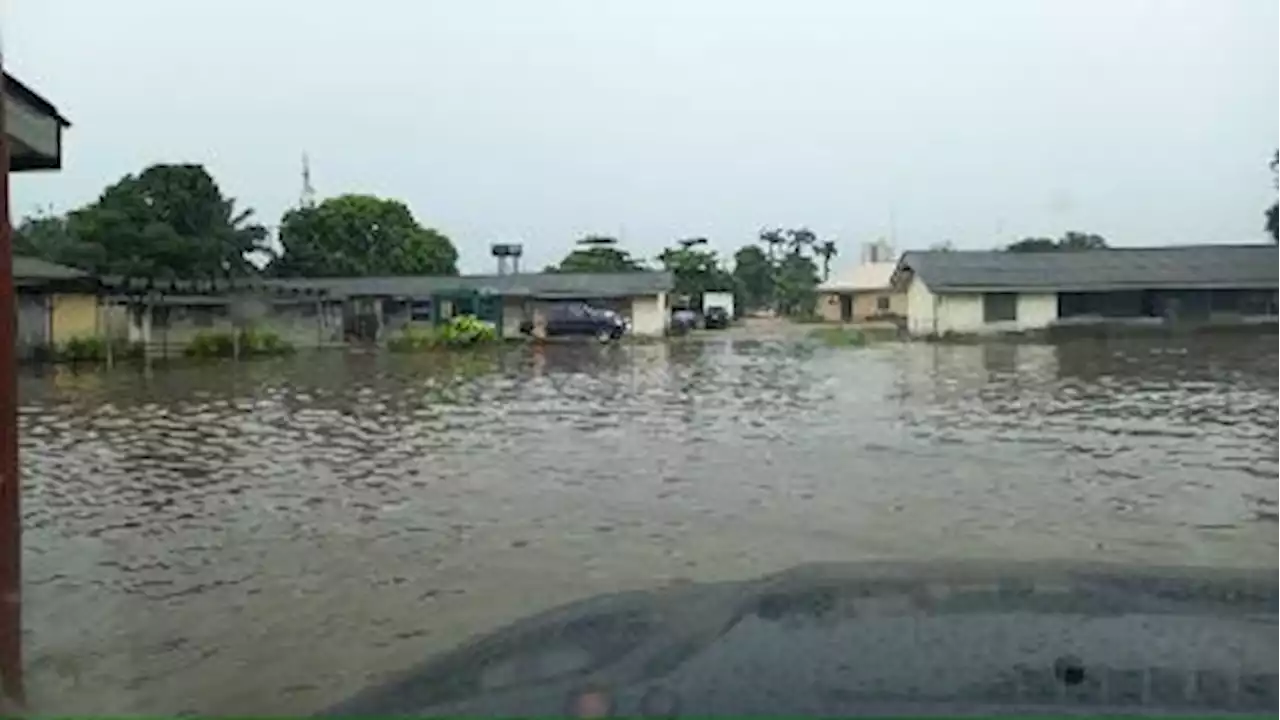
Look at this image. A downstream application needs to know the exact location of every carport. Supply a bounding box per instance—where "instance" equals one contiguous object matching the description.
[0,70,71,705]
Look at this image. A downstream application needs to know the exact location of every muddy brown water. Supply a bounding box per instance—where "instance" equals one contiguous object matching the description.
[17,335,1278,714]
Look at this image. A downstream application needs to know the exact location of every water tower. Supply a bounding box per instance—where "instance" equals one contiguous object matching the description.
[491,243,523,275]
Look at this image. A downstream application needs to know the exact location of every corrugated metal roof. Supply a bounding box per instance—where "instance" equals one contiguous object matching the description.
[13,255,86,280]
[895,245,1279,293]
[263,271,675,299]
[819,261,896,292]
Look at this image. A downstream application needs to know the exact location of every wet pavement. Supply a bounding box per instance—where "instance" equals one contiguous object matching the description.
[17,334,1279,714]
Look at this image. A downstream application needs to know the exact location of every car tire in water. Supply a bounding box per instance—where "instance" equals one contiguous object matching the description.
[596,329,613,344]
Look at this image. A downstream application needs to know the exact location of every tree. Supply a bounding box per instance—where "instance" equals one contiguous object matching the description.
[1005,237,1058,253]
[269,194,458,277]
[783,227,816,257]
[814,240,838,281]
[22,164,270,280]
[657,237,733,308]
[1058,231,1108,250]
[732,245,774,312]
[1006,232,1108,253]
[13,213,88,263]
[773,253,820,317]
[759,228,785,261]
[549,235,645,273]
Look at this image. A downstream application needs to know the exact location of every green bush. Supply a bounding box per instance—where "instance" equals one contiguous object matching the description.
[240,327,295,356]
[59,336,108,363]
[387,315,498,352]
[438,315,497,346]
[809,326,868,347]
[184,328,294,358]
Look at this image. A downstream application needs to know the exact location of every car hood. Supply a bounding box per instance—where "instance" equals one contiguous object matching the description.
[318,561,1277,717]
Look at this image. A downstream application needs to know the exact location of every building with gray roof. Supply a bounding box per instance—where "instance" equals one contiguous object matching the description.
[890,245,1278,337]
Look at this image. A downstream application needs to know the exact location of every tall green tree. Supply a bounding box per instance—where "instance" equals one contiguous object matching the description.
[732,244,774,312]
[657,237,733,307]
[548,235,645,273]
[774,253,820,317]
[269,194,458,277]
[20,164,269,280]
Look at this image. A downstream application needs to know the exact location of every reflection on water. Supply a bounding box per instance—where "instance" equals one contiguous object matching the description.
[19,336,1278,714]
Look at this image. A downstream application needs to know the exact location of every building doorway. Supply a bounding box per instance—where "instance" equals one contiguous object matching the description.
[839,294,853,322]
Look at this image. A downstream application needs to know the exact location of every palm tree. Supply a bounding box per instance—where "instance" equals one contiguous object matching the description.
[759,228,784,261]
[815,240,838,281]
[784,227,816,257]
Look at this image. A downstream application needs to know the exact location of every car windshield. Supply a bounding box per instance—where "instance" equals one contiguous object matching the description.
[2,2,1276,717]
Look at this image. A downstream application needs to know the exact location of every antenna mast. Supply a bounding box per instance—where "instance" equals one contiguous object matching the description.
[300,153,316,208]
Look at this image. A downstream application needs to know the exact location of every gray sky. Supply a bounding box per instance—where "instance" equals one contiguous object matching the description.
[6,0,1278,272]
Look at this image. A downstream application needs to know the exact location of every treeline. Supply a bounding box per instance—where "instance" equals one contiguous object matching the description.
[17,161,839,316]
[542,228,837,316]
[15,163,459,281]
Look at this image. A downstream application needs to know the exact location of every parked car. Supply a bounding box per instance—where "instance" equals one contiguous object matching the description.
[704,306,731,330]
[669,309,699,335]
[520,302,628,342]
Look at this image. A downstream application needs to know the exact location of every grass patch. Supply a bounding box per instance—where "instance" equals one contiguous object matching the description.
[808,326,869,347]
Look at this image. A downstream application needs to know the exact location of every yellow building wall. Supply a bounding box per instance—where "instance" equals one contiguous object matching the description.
[818,290,907,322]
[630,293,669,336]
[50,294,99,343]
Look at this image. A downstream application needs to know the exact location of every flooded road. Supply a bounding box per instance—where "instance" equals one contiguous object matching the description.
[18,335,1278,714]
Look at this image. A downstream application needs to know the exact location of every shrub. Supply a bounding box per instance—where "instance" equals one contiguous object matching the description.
[240,327,295,356]
[59,336,108,363]
[388,315,498,352]
[438,315,497,346]
[184,328,293,358]
[387,326,439,352]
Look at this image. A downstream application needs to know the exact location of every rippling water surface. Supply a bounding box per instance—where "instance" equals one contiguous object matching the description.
[19,335,1278,714]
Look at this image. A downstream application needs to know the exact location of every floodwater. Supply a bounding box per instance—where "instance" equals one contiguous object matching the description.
[18,333,1279,714]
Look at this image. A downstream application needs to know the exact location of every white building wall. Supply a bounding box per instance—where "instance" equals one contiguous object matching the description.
[905,278,1059,336]
[905,276,938,335]
[630,292,669,336]
[501,297,527,338]
[1014,293,1059,329]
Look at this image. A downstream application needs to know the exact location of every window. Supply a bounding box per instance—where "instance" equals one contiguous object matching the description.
[409,301,433,322]
[875,295,891,312]
[982,293,1017,323]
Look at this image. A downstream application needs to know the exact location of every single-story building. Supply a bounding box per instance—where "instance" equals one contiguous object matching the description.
[13,256,103,359]
[816,261,905,323]
[266,270,674,341]
[891,244,1279,337]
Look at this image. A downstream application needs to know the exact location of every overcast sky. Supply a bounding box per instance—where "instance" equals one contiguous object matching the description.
[5,0,1278,272]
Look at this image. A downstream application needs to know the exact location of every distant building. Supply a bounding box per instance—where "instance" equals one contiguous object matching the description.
[266,271,674,341]
[890,245,1279,337]
[817,240,905,323]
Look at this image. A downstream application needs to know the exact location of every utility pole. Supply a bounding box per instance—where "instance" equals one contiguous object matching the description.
[0,59,24,706]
